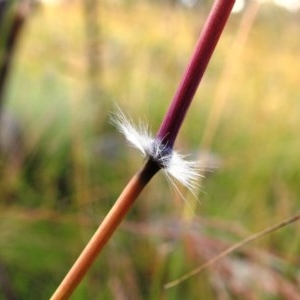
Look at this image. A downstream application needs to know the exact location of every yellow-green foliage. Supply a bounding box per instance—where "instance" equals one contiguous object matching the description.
[1,1,300,299]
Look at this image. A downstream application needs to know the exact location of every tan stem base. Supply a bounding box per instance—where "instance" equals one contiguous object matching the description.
[51,173,144,300]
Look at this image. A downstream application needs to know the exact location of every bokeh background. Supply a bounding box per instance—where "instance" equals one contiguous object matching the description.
[1,0,300,299]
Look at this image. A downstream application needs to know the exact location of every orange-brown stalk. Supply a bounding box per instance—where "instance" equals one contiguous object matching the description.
[51,161,160,300]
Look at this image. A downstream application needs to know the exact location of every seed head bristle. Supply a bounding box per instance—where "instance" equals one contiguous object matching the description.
[111,107,203,196]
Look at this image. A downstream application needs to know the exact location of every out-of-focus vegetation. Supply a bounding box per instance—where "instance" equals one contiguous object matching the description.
[1,0,300,299]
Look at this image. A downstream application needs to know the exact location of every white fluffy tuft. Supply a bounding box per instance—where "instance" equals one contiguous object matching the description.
[166,151,202,196]
[111,107,203,195]
[110,107,151,156]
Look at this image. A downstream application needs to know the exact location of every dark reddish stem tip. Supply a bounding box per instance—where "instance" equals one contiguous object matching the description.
[156,0,235,148]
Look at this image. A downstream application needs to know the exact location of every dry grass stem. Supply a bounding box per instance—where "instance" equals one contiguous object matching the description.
[164,213,300,289]
[51,172,148,300]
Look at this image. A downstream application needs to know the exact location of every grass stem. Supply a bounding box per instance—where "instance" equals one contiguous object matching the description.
[51,161,159,300]
[51,1,235,297]
[164,213,300,289]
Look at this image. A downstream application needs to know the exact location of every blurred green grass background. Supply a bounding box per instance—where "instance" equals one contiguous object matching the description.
[1,0,300,299]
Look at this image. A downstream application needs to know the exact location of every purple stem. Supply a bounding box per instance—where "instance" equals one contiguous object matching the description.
[156,0,235,148]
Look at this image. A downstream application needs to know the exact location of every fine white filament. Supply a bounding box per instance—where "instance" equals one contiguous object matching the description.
[111,107,203,196]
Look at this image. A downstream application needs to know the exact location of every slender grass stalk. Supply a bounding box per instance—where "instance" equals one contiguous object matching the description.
[51,1,235,298]
[156,0,235,147]
[164,213,300,289]
[51,162,159,300]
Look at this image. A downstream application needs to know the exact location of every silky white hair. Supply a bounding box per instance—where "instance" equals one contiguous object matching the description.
[110,106,203,196]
